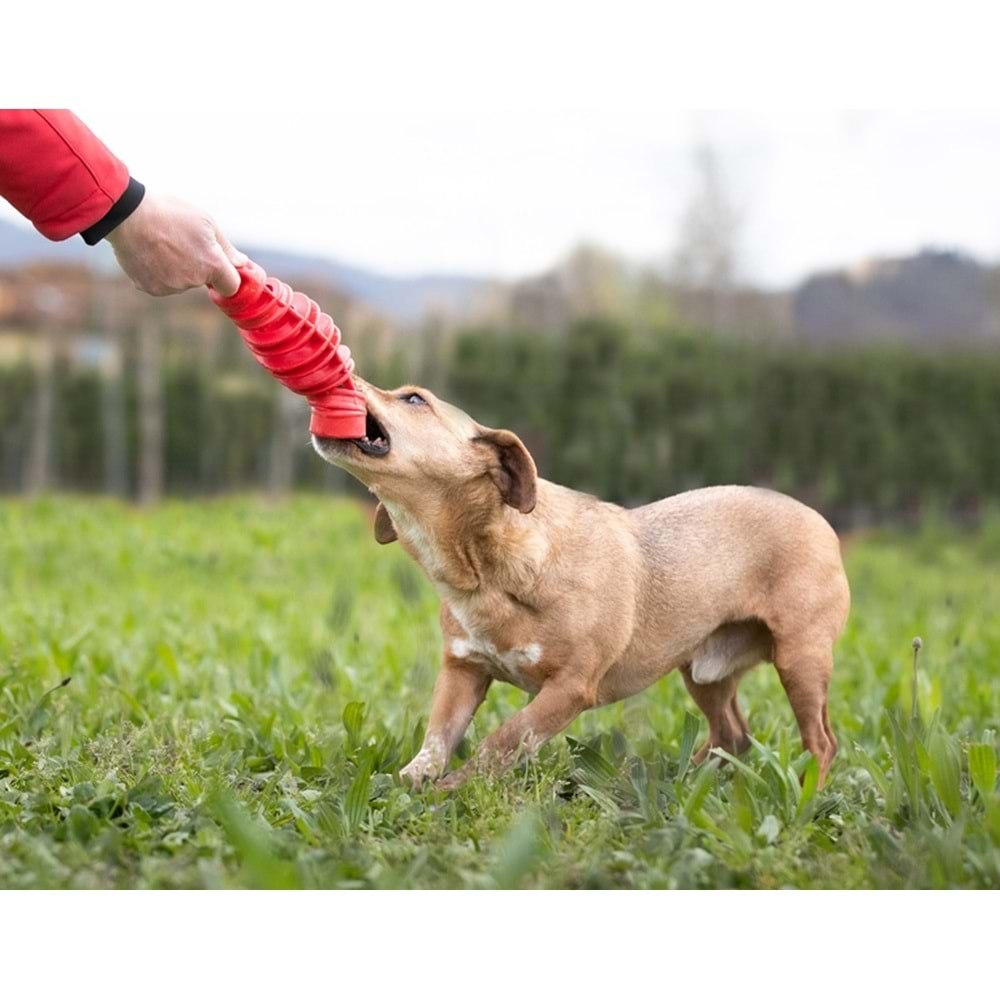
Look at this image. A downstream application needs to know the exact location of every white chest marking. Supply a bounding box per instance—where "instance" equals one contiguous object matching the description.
[449,635,543,688]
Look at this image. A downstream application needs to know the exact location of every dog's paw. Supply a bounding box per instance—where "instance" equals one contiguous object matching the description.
[399,764,428,787]
[399,754,442,787]
[436,766,473,792]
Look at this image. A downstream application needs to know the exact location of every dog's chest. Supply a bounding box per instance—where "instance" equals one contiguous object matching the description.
[381,501,448,580]
[445,598,543,693]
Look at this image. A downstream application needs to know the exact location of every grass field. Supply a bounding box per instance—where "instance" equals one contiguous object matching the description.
[1,496,998,889]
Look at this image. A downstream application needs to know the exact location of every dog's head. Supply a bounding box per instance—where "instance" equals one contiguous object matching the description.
[312,380,537,544]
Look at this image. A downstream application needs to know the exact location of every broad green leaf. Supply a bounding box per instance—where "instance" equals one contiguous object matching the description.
[796,756,820,820]
[208,789,301,889]
[67,804,97,844]
[888,710,925,819]
[710,747,768,788]
[24,676,72,738]
[928,728,962,819]
[577,783,620,815]
[967,743,997,801]
[677,711,700,780]
[730,770,757,834]
[682,759,719,819]
[343,760,372,833]
[491,809,543,889]
[853,744,892,801]
[342,701,366,751]
[566,736,618,786]
[757,814,781,845]
[747,735,799,820]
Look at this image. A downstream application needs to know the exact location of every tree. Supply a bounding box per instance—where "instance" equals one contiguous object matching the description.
[670,144,741,331]
[24,329,55,495]
[137,312,164,504]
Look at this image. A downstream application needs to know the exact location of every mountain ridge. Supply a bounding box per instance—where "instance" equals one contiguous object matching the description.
[0,217,489,323]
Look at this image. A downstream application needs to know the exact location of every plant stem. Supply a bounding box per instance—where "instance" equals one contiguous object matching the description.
[911,637,923,725]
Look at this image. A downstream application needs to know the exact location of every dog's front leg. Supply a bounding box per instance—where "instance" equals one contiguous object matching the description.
[400,658,492,786]
[437,679,595,790]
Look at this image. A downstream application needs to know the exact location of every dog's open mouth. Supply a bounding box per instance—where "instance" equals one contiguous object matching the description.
[351,410,390,457]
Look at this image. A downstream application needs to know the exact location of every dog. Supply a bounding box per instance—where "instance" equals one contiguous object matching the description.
[313,379,850,790]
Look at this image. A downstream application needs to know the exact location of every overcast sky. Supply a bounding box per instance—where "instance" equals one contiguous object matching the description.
[5,109,1000,287]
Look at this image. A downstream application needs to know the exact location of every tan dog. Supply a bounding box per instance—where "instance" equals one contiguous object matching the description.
[313,380,850,789]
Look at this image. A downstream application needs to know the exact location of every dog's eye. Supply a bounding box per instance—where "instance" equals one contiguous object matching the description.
[399,392,426,405]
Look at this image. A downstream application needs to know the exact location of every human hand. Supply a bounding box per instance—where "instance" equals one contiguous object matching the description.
[107,192,246,297]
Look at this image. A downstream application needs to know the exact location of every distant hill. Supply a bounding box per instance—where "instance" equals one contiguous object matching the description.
[0,217,490,323]
[0,216,106,268]
[242,245,492,324]
[6,216,1000,342]
[795,249,1000,344]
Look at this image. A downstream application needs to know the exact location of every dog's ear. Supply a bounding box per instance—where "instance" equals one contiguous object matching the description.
[373,502,398,544]
[474,428,538,514]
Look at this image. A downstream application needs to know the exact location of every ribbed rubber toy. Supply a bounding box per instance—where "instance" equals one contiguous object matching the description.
[209,260,366,439]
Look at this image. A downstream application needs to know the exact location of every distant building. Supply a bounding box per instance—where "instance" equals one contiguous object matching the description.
[0,263,97,327]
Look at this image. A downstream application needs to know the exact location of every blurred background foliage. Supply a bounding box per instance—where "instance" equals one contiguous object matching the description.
[2,306,999,529]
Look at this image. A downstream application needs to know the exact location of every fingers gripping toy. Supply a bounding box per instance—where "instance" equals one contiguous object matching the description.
[209,260,366,439]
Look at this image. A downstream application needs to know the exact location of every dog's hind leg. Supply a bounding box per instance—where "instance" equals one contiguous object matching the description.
[680,666,751,764]
[681,619,770,764]
[765,557,848,786]
[730,689,750,737]
[772,636,837,785]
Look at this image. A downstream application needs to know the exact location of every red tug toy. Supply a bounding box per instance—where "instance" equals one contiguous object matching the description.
[209,260,367,440]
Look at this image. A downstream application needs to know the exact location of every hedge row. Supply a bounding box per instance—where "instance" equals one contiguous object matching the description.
[3,321,999,524]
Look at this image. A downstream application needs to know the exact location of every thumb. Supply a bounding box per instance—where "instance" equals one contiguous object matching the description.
[214,224,248,268]
[207,249,241,298]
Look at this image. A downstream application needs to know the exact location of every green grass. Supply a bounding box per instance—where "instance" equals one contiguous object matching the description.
[1,496,999,888]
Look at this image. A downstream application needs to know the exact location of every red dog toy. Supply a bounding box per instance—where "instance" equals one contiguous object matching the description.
[209,260,366,439]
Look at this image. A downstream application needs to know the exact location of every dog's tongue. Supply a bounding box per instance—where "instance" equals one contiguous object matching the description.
[209,260,366,439]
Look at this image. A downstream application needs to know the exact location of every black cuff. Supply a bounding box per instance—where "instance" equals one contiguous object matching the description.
[81,176,145,245]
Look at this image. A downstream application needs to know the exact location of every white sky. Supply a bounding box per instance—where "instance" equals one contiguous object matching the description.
[5,109,1000,288]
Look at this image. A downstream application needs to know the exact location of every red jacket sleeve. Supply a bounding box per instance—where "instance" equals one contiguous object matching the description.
[0,109,142,243]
